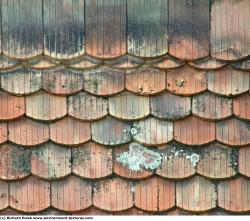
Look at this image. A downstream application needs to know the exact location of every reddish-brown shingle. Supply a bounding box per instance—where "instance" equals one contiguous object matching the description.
[233,93,250,120]
[26,91,67,121]
[0,123,7,144]
[93,178,133,211]
[218,177,250,212]
[50,117,91,145]
[8,118,49,146]
[51,176,92,212]
[216,118,250,146]
[9,176,50,212]
[0,180,9,210]
[109,92,150,120]
[125,69,166,95]
[176,176,217,212]
[166,65,207,95]
[174,116,216,145]
[0,144,30,180]
[0,91,25,120]
[68,92,108,120]
[134,177,175,212]
[238,146,250,177]
[72,142,113,179]
[31,143,71,179]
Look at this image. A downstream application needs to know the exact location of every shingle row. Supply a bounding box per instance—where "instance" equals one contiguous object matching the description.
[0,0,249,60]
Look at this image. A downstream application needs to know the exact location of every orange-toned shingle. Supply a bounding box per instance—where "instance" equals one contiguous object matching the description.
[72,207,109,215]
[9,176,50,212]
[127,0,168,57]
[109,92,150,120]
[115,207,149,215]
[174,116,216,145]
[168,0,209,60]
[1,68,42,95]
[151,92,191,119]
[68,56,100,70]
[93,177,133,211]
[133,117,173,146]
[207,67,250,96]
[106,55,143,69]
[197,143,237,179]
[0,180,8,210]
[42,68,83,95]
[216,118,250,146]
[91,116,132,145]
[0,123,7,144]
[31,143,71,179]
[0,91,25,120]
[72,142,113,179]
[0,144,30,180]
[26,91,67,121]
[1,0,43,59]
[27,57,59,70]
[152,56,184,69]
[166,65,207,95]
[51,176,92,212]
[218,177,250,212]
[134,177,175,212]
[211,0,250,60]
[126,68,166,95]
[114,144,153,179]
[176,176,217,212]
[85,0,126,58]
[43,0,85,59]
[192,92,233,120]
[84,67,125,96]
[189,57,225,70]
[8,118,49,146]
[68,92,108,120]
[238,146,250,177]
[156,145,196,179]
[50,117,91,146]
[233,93,250,120]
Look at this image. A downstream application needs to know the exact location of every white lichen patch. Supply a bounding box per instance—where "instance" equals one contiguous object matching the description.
[116,142,162,171]
[189,153,200,167]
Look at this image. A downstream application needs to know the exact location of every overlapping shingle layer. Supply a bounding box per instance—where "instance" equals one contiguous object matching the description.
[0,0,250,215]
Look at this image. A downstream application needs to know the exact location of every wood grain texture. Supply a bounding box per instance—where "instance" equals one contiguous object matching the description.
[8,118,49,146]
[50,117,91,145]
[42,68,83,95]
[85,0,126,58]
[0,91,25,120]
[51,176,92,212]
[0,180,8,210]
[72,142,113,179]
[125,68,166,95]
[238,146,250,177]
[174,116,216,145]
[216,118,250,146]
[93,177,133,211]
[218,177,250,212]
[83,67,125,96]
[0,123,8,144]
[26,91,67,121]
[1,0,43,59]
[91,116,132,145]
[0,144,31,180]
[166,65,207,95]
[68,92,108,120]
[134,177,175,211]
[151,92,191,119]
[211,0,250,60]
[168,0,209,60]
[176,176,217,212]
[1,68,42,95]
[233,93,250,120]
[207,67,249,96]
[43,0,85,59]
[109,92,150,120]
[9,176,50,212]
[133,117,173,145]
[127,0,168,57]
[31,143,71,179]
[192,92,233,120]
